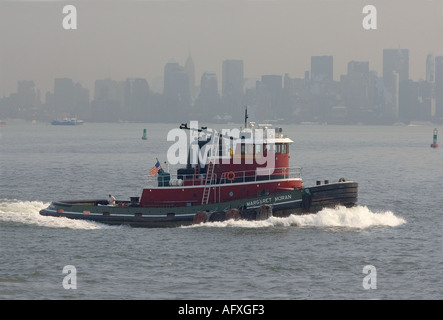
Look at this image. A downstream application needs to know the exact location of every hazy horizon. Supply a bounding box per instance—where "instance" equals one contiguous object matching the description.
[1,0,443,97]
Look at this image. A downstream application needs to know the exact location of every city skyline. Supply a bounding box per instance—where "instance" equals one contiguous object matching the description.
[2,48,443,125]
[1,0,443,97]
[2,47,441,92]
[2,48,442,100]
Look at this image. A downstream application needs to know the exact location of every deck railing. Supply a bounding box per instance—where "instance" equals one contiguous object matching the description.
[146,166,302,188]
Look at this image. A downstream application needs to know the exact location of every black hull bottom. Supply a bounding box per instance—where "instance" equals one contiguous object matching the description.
[39,181,358,228]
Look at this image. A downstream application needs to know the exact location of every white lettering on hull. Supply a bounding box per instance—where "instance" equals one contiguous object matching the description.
[246,194,294,208]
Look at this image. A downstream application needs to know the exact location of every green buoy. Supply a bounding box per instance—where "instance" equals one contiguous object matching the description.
[142,129,147,140]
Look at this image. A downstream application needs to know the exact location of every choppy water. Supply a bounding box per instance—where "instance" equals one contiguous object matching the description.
[0,121,441,300]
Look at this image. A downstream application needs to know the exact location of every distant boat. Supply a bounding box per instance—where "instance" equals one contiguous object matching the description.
[0,120,6,126]
[51,118,84,126]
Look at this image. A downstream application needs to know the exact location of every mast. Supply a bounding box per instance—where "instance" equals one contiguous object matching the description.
[244,106,248,129]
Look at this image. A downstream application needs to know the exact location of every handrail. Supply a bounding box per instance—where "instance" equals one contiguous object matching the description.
[147,166,302,187]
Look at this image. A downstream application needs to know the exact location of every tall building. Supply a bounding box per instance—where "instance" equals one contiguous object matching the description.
[199,72,219,100]
[163,61,191,120]
[125,78,149,121]
[382,49,410,122]
[222,60,244,97]
[340,61,372,123]
[17,80,38,110]
[382,71,400,121]
[399,80,420,121]
[54,78,74,115]
[383,49,409,82]
[426,53,435,83]
[195,72,220,121]
[185,54,196,100]
[283,73,311,123]
[310,56,336,123]
[311,56,333,82]
[163,61,190,102]
[418,80,433,121]
[52,78,89,119]
[347,61,369,74]
[92,79,124,122]
[435,56,443,119]
[222,59,244,119]
[256,75,283,120]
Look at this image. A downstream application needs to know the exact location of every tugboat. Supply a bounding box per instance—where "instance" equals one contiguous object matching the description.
[40,117,358,227]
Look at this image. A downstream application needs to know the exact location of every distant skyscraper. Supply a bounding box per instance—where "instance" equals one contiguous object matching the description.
[341,61,372,122]
[261,75,283,108]
[185,54,196,99]
[311,56,333,82]
[261,75,282,91]
[163,60,191,120]
[94,79,123,102]
[92,79,124,121]
[54,78,76,115]
[222,60,244,119]
[200,72,219,98]
[383,71,400,121]
[222,60,244,97]
[382,49,409,122]
[383,49,409,82]
[256,75,283,120]
[435,56,443,118]
[310,56,334,123]
[426,53,435,83]
[17,80,37,109]
[399,79,420,121]
[125,78,149,120]
[163,61,191,104]
[347,61,369,75]
[195,72,220,121]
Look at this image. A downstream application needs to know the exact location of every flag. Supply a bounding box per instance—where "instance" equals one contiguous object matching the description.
[149,160,162,176]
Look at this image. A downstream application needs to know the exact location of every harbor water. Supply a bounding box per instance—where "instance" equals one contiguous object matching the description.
[0,121,441,300]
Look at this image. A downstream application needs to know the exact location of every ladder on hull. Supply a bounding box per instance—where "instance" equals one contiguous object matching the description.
[201,133,220,205]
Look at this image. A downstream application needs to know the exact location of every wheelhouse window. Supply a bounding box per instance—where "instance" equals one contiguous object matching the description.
[282,143,288,154]
[275,143,289,154]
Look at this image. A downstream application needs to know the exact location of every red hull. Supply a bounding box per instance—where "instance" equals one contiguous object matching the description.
[140,178,303,207]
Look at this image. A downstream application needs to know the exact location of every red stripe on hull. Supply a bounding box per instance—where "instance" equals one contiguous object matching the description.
[140,179,302,207]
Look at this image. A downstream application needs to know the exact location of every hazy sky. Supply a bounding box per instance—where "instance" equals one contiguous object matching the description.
[1,0,443,97]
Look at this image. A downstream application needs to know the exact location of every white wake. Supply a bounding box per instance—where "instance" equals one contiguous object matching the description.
[187,205,406,229]
[1,200,406,231]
